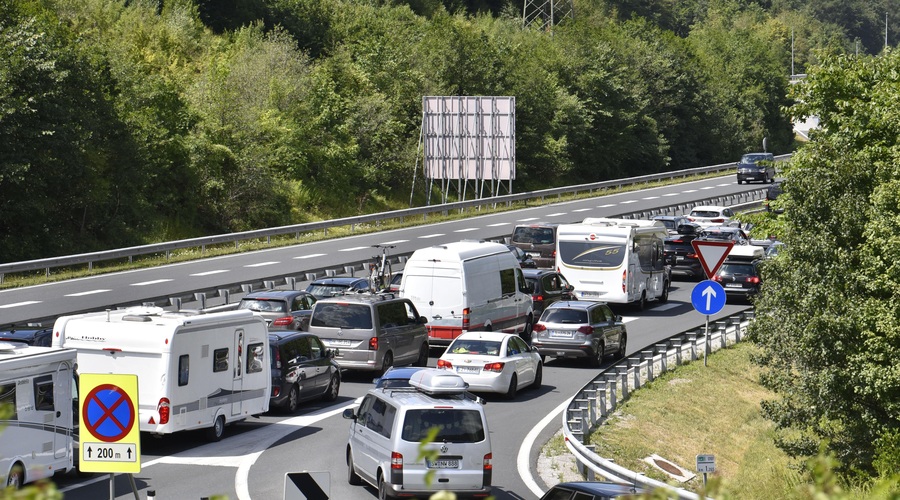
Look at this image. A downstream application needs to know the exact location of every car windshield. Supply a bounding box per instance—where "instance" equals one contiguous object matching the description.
[541,308,588,324]
[741,154,769,164]
[401,409,485,443]
[700,230,735,241]
[448,340,501,356]
[239,299,287,313]
[309,303,373,329]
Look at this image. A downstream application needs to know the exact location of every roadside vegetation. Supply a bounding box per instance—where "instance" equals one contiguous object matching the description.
[1,0,881,263]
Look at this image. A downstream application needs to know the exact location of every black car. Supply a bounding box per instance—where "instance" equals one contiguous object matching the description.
[268,331,341,412]
[507,244,537,268]
[0,326,52,346]
[522,269,574,319]
[304,277,371,299]
[540,481,645,499]
[736,152,776,184]
[713,259,763,301]
[663,222,704,280]
[238,289,317,331]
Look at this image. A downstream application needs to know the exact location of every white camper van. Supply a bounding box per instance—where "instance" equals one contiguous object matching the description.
[52,307,270,441]
[556,218,670,309]
[0,343,77,488]
[399,240,534,346]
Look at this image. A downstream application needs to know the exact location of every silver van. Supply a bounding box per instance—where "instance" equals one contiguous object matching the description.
[307,293,429,374]
[343,369,493,499]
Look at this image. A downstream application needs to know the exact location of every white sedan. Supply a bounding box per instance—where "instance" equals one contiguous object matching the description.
[437,331,542,399]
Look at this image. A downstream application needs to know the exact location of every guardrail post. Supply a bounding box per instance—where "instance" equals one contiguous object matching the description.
[263,280,275,290]
[605,374,618,409]
[305,273,317,282]
[686,333,698,361]
[286,277,297,290]
[325,269,337,277]
[731,316,743,342]
[219,289,231,304]
[642,350,655,381]
[169,297,182,311]
[617,368,630,399]
[194,293,207,310]
[655,343,669,373]
[583,445,597,481]
[595,382,608,418]
[716,320,729,349]
[344,265,356,277]
[583,389,597,425]
[241,284,253,294]
[670,338,683,365]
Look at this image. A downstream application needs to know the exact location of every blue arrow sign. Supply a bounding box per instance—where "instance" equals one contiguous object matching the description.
[691,280,727,315]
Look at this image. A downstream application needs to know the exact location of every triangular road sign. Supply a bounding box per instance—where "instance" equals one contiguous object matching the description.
[691,240,735,279]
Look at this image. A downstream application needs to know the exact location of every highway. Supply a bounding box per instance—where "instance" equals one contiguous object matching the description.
[3,175,759,499]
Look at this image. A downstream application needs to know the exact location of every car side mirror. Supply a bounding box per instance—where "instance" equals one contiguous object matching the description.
[615,315,623,322]
[342,408,357,420]
[419,316,428,324]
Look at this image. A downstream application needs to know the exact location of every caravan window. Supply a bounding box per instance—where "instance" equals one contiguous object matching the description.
[178,355,189,386]
[0,383,17,419]
[213,348,229,373]
[247,343,265,374]
[33,375,54,411]
[559,241,626,268]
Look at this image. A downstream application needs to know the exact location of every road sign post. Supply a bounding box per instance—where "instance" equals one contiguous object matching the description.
[697,454,716,487]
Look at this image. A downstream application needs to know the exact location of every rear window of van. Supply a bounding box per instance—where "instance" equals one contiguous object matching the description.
[511,226,555,245]
[310,303,373,329]
[402,409,485,443]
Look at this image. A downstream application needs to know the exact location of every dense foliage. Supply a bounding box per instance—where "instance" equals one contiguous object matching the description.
[0,0,889,261]
[750,50,900,480]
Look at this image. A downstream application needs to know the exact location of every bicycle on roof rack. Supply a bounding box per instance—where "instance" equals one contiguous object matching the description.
[369,244,396,293]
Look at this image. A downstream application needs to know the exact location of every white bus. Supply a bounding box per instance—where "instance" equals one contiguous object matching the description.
[52,306,270,442]
[0,343,77,488]
[555,218,670,309]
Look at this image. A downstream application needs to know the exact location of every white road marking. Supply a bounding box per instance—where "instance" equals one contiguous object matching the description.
[487,222,511,227]
[190,270,229,277]
[65,290,110,297]
[597,204,616,208]
[0,300,41,309]
[131,279,173,286]
[519,398,569,498]
[621,316,640,323]
[418,233,445,239]
[379,240,408,245]
[620,200,637,204]
[701,186,715,190]
[642,196,660,200]
[572,208,592,212]
[663,193,680,197]
[717,183,732,187]
[294,253,326,260]
[517,217,540,222]
[682,189,698,193]
[454,228,479,233]
[652,302,682,312]
[244,261,279,268]
[339,246,369,252]
[545,212,567,217]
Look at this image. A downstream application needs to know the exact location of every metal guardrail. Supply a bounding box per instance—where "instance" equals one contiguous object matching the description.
[0,155,790,282]
[560,309,755,498]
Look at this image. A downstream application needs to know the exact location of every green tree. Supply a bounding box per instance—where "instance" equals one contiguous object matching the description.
[750,50,900,479]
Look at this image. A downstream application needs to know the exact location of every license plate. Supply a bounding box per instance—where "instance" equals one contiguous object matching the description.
[427,459,459,469]
[457,366,479,374]
[549,330,573,338]
[581,291,600,298]
[725,283,743,288]
[330,339,352,346]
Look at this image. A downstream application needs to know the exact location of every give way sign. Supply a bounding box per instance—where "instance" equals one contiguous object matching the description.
[691,240,735,279]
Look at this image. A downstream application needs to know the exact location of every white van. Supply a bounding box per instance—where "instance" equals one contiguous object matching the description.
[556,218,670,309]
[399,240,534,346]
[52,307,270,441]
[342,369,492,499]
[0,343,77,488]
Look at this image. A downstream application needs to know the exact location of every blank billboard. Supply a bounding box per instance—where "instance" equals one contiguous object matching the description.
[422,96,515,181]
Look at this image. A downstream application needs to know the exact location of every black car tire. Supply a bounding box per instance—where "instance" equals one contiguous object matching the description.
[323,373,340,402]
[6,462,23,488]
[286,385,299,413]
[206,415,226,442]
[589,341,604,367]
[378,472,393,500]
[531,363,542,389]
[505,374,518,400]
[616,333,627,359]
[347,450,362,485]
[380,352,394,376]
[660,281,669,303]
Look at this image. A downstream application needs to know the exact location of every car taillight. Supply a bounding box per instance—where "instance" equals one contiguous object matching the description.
[532,294,544,302]
[368,337,378,351]
[532,323,547,333]
[621,269,627,293]
[437,359,453,369]
[671,239,683,243]
[713,275,723,282]
[484,452,492,470]
[747,276,761,284]
[272,386,280,397]
[577,326,594,335]
[712,218,724,223]
[274,348,281,369]
[462,307,471,331]
[158,398,170,425]
[483,362,504,372]
[272,316,293,327]
[391,452,403,469]
[687,253,698,259]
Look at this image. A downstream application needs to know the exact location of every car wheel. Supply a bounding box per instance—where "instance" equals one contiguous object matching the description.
[589,341,604,367]
[323,373,340,402]
[6,462,23,488]
[737,178,743,185]
[660,281,669,303]
[206,415,226,442]
[286,385,299,413]
[616,333,628,359]
[380,352,394,376]
[415,343,429,367]
[347,450,362,486]
[531,363,542,389]
[521,315,533,343]
[378,472,393,500]
[505,374,518,400]
[637,291,647,311]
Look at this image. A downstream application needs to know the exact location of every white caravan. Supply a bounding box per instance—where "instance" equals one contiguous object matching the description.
[0,343,77,487]
[52,307,269,441]
[399,240,534,346]
[556,218,670,309]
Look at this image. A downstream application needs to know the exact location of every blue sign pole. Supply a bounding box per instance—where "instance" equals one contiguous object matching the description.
[691,281,726,367]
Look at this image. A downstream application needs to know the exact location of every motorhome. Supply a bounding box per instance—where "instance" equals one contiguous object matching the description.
[0,343,77,488]
[52,307,270,441]
[556,218,670,309]
[399,240,534,346]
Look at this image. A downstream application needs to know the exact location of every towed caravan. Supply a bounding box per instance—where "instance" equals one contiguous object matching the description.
[52,307,270,441]
[556,218,670,309]
[0,343,77,488]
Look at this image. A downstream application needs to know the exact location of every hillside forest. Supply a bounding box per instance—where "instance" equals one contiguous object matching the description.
[0,0,894,261]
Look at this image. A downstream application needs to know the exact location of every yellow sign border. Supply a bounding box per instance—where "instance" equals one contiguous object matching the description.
[78,373,141,473]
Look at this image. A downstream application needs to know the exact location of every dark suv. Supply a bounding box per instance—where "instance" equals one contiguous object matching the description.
[713,259,764,301]
[736,152,776,184]
[509,223,561,268]
[663,222,704,280]
[238,289,317,331]
[268,331,340,412]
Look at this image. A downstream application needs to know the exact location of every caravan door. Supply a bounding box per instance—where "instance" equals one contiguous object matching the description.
[53,362,73,459]
[232,329,244,416]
